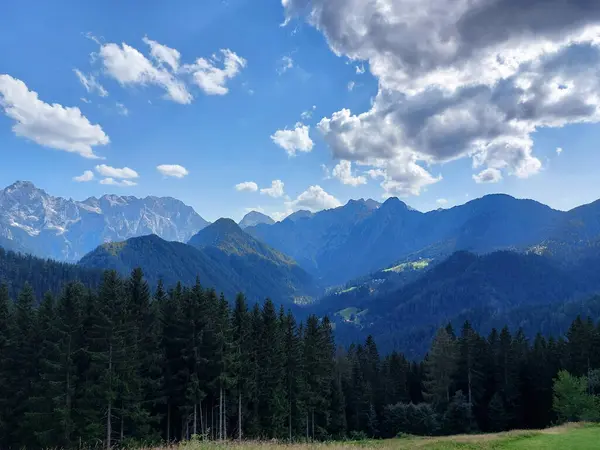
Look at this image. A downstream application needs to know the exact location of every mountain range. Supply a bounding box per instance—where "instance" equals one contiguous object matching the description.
[0,181,209,261]
[247,194,600,286]
[3,180,600,356]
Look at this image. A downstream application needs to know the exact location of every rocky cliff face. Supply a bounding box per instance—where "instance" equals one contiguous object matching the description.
[0,181,209,261]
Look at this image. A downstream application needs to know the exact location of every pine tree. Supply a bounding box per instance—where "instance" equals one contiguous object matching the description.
[0,283,12,448]
[258,299,286,438]
[282,310,305,440]
[423,327,458,408]
[231,293,250,440]
[6,283,38,447]
[25,291,60,448]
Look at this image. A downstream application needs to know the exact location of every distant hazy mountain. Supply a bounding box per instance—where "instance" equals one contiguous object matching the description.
[239,211,274,229]
[0,181,209,261]
[247,198,381,279]
[247,194,584,285]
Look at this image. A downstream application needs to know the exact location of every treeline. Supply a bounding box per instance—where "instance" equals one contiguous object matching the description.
[0,269,600,449]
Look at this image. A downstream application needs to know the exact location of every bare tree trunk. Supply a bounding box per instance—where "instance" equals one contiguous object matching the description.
[106,343,112,450]
[219,387,223,440]
[120,413,124,442]
[166,403,171,443]
[224,390,227,440]
[200,401,204,436]
[194,403,198,436]
[312,410,315,441]
[305,412,309,441]
[289,398,292,442]
[238,391,242,441]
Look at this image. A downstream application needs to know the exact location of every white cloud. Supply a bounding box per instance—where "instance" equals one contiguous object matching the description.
[95,164,139,179]
[261,180,285,198]
[347,81,356,91]
[356,65,365,75]
[277,56,294,75]
[74,69,108,97]
[301,105,316,120]
[235,181,259,192]
[436,198,448,206]
[473,168,503,184]
[100,178,137,187]
[556,147,564,155]
[283,0,600,195]
[157,164,189,178]
[116,102,129,116]
[73,170,95,182]
[142,36,181,71]
[183,49,246,96]
[321,163,331,179]
[0,74,109,159]
[271,122,314,156]
[288,185,341,212]
[100,41,192,104]
[332,160,367,186]
[80,97,91,104]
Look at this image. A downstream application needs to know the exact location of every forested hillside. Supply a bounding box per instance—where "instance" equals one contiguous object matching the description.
[0,246,103,298]
[328,251,600,357]
[1,268,600,449]
[79,224,318,305]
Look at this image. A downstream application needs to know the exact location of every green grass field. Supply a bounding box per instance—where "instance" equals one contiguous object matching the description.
[162,423,599,449]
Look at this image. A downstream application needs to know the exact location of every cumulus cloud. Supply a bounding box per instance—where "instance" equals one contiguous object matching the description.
[277,56,294,75]
[288,185,341,212]
[95,164,139,179]
[74,69,108,97]
[183,49,246,96]
[235,181,259,192]
[100,41,192,104]
[92,36,245,102]
[332,160,367,186]
[271,122,314,156]
[473,168,503,184]
[0,74,109,159]
[100,178,137,187]
[157,164,189,178]
[356,65,365,75]
[556,147,564,155]
[73,170,95,182]
[261,180,285,198]
[282,0,600,194]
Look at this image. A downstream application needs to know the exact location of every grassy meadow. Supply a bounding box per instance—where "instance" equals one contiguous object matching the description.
[162,423,599,450]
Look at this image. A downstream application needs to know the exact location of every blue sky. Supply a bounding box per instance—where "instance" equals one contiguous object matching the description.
[2,0,600,222]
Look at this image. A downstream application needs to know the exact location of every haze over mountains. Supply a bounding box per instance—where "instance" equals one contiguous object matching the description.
[3,180,600,347]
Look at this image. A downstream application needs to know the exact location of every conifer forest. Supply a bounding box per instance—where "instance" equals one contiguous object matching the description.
[1,264,600,449]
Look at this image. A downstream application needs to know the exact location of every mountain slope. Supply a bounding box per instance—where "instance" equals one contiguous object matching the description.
[329,250,597,357]
[0,181,209,261]
[189,219,318,304]
[0,246,103,299]
[79,234,245,298]
[80,220,319,305]
[249,194,567,285]
[239,211,274,229]
[247,198,381,278]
